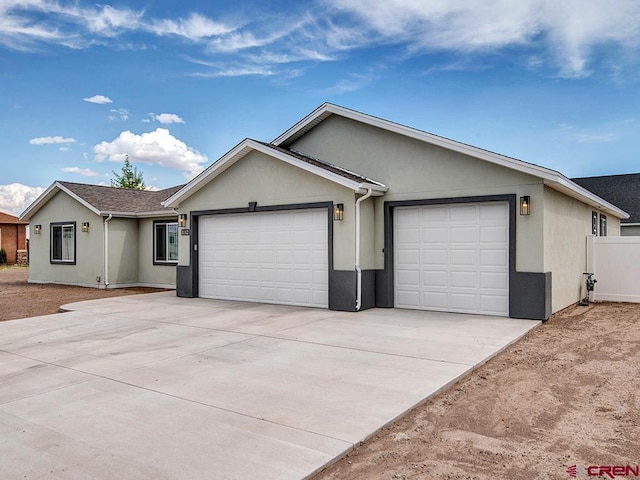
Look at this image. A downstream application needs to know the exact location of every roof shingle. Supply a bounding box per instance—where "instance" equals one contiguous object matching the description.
[58,181,184,215]
[572,173,640,223]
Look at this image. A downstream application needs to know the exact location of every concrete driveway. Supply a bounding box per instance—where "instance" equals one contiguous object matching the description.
[0,292,539,479]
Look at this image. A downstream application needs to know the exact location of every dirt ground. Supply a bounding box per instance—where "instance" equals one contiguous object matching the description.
[0,266,165,322]
[313,303,640,479]
[2,267,638,479]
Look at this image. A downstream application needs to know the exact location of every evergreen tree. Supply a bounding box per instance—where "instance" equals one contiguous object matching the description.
[111,155,146,190]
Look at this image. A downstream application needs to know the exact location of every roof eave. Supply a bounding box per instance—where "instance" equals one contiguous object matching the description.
[545,176,630,219]
[273,103,629,219]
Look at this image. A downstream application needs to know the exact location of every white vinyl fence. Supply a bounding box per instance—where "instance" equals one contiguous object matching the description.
[588,236,640,303]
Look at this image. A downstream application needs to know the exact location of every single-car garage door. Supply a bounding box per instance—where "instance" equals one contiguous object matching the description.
[199,208,328,308]
[394,202,509,316]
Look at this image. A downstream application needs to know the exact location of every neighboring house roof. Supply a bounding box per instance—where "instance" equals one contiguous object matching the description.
[164,138,388,208]
[272,103,629,219]
[572,173,640,224]
[0,211,28,225]
[20,181,184,221]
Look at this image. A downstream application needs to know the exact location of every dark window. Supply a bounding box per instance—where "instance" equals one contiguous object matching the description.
[591,211,598,235]
[51,223,75,264]
[154,221,178,264]
[600,214,607,237]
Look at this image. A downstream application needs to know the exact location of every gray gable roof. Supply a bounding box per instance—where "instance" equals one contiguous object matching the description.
[20,181,185,221]
[58,181,184,215]
[572,173,640,224]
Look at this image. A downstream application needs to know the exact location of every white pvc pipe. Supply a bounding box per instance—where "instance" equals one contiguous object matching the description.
[103,214,113,287]
[355,188,373,311]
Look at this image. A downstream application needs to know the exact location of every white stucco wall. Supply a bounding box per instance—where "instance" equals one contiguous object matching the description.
[28,191,104,287]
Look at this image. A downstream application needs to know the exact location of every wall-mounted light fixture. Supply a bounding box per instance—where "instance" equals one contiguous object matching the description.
[333,203,344,221]
[520,196,531,216]
[34,224,42,234]
[178,214,187,228]
[82,222,90,233]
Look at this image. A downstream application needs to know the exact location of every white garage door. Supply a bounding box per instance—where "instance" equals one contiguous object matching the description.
[199,209,328,308]
[394,202,509,316]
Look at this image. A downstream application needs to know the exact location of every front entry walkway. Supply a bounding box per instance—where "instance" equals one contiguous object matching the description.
[0,292,539,479]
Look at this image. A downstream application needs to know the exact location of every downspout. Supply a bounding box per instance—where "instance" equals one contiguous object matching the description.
[355,188,373,311]
[103,214,113,288]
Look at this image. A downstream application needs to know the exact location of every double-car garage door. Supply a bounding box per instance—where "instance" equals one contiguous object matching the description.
[199,209,329,308]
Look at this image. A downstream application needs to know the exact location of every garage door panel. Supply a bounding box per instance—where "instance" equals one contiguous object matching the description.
[480,203,508,220]
[397,290,420,308]
[422,270,447,287]
[199,209,328,308]
[449,249,477,266]
[449,292,478,311]
[397,249,420,265]
[480,294,509,315]
[480,249,508,267]
[420,227,446,242]
[480,271,508,289]
[450,226,478,243]
[397,269,420,287]
[395,202,509,316]
[421,291,448,309]
[422,249,447,265]
[449,271,477,288]
[480,225,508,242]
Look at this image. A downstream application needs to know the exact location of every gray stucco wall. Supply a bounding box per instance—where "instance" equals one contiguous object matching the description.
[138,217,177,287]
[28,191,104,287]
[177,150,356,270]
[289,115,546,273]
[543,186,621,313]
[622,225,640,236]
[106,217,138,286]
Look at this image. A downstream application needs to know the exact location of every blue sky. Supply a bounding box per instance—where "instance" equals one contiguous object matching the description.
[1,0,639,216]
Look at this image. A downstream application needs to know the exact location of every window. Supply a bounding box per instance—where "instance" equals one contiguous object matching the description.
[600,214,607,237]
[154,221,178,264]
[51,222,75,264]
[591,211,598,235]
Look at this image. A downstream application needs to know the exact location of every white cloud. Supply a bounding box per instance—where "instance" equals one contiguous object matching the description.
[108,108,129,121]
[325,0,640,77]
[93,128,208,179]
[62,166,99,176]
[2,0,639,78]
[323,72,377,94]
[0,183,46,217]
[83,94,113,104]
[29,135,76,145]
[148,113,186,124]
[150,13,235,40]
